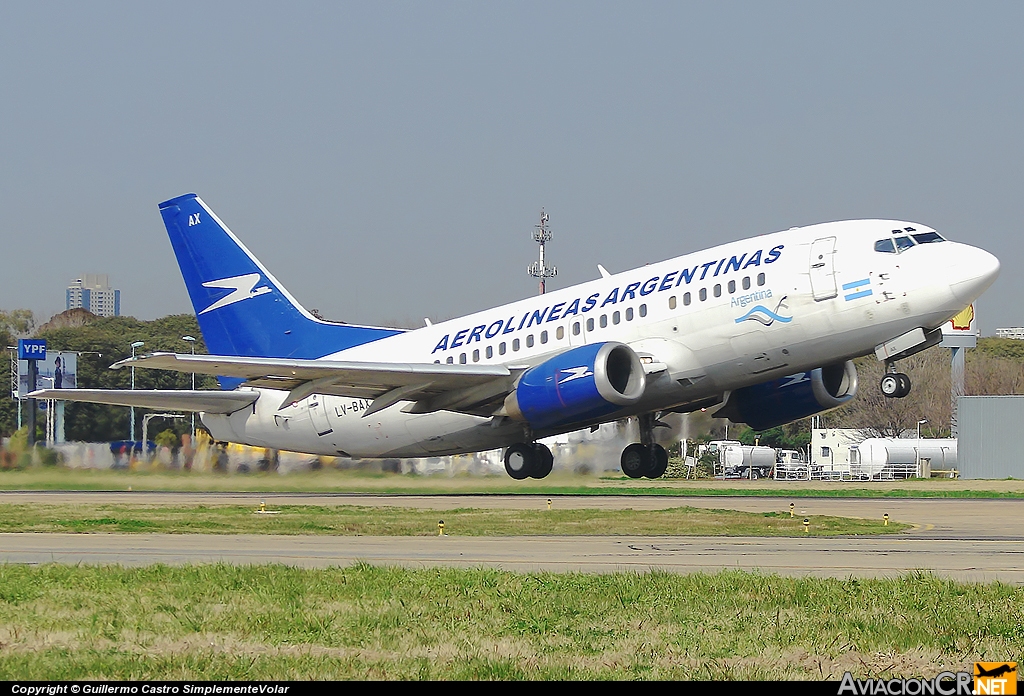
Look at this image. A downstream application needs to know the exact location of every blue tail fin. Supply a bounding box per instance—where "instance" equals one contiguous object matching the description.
[159,193,401,359]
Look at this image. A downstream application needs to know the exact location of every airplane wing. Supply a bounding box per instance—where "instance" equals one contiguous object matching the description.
[26,389,259,414]
[110,352,520,417]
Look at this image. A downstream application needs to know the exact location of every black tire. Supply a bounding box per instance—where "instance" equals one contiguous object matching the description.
[647,444,669,479]
[896,373,911,398]
[504,443,535,480]
[531,443,553,479]
[621,443,652,478]
[880,373,901,398]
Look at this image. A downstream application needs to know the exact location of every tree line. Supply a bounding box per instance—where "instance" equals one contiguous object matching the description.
[1,309,216,442]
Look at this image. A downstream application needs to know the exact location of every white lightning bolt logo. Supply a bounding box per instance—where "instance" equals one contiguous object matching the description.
[557,366,593,384]
[199,273,272,314]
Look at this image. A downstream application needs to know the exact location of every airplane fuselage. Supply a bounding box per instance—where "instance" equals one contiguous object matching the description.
[201,219,988,457]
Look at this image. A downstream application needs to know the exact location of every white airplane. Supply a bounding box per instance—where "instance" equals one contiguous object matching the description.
[33,194,1000,479]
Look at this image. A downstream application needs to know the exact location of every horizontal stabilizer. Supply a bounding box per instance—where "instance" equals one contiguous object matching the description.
[26,389,259,414]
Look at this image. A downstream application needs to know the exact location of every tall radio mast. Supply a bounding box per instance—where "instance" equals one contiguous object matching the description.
[528,209,556,295]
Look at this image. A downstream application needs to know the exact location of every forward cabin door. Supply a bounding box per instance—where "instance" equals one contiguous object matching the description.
[809,237,838,301]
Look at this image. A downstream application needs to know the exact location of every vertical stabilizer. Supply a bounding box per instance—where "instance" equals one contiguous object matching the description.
[159,194,401,360]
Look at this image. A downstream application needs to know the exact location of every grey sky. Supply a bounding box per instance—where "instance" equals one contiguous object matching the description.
[2,2,1021,334]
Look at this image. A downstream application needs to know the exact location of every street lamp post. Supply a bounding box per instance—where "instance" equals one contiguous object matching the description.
[916,418,929,477]
[129,341,145,443]
[181,336,196,439]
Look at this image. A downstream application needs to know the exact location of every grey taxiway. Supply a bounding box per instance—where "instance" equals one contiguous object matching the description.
[1,492,1022,582]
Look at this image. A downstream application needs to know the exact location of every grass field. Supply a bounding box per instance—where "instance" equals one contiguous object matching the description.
[2,467,1023,497]
[0,503,906,536]
[0,564,1019,680]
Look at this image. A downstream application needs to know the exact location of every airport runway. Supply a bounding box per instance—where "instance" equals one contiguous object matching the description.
[2,492,1023,581]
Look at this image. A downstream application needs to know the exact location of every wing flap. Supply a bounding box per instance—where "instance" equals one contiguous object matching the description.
[26,389,259,414]
[113,353,515,409]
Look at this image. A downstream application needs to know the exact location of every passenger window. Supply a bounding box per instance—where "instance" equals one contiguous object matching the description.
[446,356,453,364]
[742,276,750,290]
[540,330,548,344]
[556,326,564,340]
[486,346,493,359]
[600,314,608,328]
[526,335,534,348]
[434,359,440,364]
[499,342,506,355]
[874,239,896,253]
[512,338,520,351]
[639,304,647,317]
[472,349,479,362]
[683,292,691,306]
[728,280,736,293]
[626,307,634,321]
[668,296,676,310]
[699,288,707,301]
[587,318,594,331]
[757,273,765,286]
[573,322,580,336]
[714,284,722,298]
[612,311,620,325]
[459,353,466,364]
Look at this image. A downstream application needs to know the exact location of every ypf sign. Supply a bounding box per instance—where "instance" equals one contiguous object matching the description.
[17,339,47,361]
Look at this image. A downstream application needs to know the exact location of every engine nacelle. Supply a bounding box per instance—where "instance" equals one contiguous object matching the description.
[504,342,646,430]
[715,360,858,431]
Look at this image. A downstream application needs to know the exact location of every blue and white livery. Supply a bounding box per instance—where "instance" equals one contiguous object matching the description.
[33,195,1000,479]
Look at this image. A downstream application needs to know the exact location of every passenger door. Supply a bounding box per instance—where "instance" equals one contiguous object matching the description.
[809,237,838,301]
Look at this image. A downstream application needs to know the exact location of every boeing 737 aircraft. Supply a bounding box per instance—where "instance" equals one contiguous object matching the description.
[32,194,1000,479]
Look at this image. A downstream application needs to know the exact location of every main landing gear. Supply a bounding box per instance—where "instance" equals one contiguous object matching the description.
[880,362,912,399]
[504,442,554,480]
[620,412,669,479]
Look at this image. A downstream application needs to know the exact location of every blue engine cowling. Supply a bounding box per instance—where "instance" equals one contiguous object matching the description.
[714,361,858,431]
[504,342,647,430]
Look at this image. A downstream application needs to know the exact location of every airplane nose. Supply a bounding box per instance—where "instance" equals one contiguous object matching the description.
[949,244,1000,304]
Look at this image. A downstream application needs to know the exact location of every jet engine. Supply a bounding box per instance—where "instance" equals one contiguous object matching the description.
[503,342,646,430]
[714,360,858,431]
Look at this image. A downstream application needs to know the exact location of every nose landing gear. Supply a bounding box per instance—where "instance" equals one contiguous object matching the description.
[880,362,911,398]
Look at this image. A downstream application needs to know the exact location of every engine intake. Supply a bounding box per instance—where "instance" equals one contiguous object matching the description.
[714,360,858,431]
[504,342,646,430]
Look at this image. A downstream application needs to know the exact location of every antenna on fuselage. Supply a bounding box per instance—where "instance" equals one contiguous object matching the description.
[528,209,557,295]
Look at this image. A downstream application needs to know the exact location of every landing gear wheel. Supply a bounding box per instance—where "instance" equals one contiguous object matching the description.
[881,372,911,398]
[621,443,652,479]
[530,443,553,479]
[647,444,669,479]
[896,373,911,398]
[880,373,901,398]
[504,443,536,480]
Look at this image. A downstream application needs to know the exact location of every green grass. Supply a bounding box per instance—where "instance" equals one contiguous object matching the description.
[0,564,1019,680]
[0,503,906,536]
[2,467,1023,497]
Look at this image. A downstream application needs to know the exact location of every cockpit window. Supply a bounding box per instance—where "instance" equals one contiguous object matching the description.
[894,235,915,251]
[912,231,945,244]
[876,229,945,254]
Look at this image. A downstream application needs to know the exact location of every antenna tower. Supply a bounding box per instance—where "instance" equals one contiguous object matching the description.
[527,209,556,294]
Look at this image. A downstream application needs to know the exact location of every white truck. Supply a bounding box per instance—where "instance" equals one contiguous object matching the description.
[704,440,776,479]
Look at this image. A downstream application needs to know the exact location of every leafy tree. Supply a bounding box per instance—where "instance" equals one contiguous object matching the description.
[0,312,218,442]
